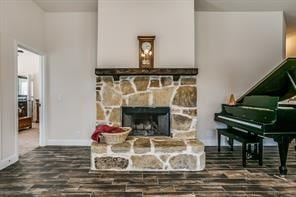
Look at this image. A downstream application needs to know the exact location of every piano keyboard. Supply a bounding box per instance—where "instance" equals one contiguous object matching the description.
[217,115,262,129]
[240,106,273,111]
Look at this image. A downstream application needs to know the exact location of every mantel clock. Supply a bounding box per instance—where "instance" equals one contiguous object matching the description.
[138,36,155,68]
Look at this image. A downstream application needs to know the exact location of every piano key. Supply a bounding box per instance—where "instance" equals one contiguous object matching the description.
[217,115,262,129]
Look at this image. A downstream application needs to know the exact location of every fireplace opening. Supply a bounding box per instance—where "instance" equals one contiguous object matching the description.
[122,107,170,136]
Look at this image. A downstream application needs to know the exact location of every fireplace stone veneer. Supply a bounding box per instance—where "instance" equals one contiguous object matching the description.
[96,75,198,139]
[93,74,205,171]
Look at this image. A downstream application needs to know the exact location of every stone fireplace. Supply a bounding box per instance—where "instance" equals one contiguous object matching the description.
[122,107,170,137]
[95,75,198,139]
[91,73,205,171]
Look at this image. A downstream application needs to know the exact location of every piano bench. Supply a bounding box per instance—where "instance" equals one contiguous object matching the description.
[217,128,263,167]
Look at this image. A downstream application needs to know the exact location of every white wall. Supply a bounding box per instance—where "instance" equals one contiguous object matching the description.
[45,12,97,145]
[287,29,296,57]
[97,0,195,67]
[18,49,40,76]
[196,12,285,145]
[0,33,18,168]
[0,0,45,170]
[18,49,41,100]
[0,0,45,51]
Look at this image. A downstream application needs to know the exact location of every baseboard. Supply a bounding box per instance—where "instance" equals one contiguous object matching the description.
[200,139,217,146]
[47,139,91,146]
[0,154,18,170]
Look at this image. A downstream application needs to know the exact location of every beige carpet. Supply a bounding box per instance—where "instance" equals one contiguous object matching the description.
[18,123,39,155]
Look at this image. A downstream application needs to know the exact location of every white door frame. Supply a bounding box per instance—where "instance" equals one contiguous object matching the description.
[15,41,47,153]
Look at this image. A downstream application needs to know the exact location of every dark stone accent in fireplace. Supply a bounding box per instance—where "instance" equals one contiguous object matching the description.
[95,68,198,81]
[122,107,170,137]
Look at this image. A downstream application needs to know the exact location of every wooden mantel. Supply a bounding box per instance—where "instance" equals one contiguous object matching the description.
[95,68,198,81]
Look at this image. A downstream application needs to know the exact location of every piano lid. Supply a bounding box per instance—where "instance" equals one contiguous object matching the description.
[237,58,296,103]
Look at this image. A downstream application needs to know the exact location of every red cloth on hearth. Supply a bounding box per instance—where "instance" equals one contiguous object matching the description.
[91,125,124,142]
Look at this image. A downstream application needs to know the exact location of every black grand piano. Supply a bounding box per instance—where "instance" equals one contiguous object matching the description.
[215,58,296,176]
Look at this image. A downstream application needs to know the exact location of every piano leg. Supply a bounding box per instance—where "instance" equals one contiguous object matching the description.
[274,136,294,176]
[218,132,221,152]
[242,142,247,167]
[258,139,263,166]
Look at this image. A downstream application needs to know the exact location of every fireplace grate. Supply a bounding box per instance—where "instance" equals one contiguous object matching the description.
[122,107,170,136]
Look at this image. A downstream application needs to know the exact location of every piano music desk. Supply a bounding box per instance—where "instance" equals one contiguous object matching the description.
[217,128,263,167]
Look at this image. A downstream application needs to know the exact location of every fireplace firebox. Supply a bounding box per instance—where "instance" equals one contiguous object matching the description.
[122,107,170,136]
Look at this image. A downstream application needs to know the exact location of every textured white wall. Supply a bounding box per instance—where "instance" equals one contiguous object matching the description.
[45,12,97,145]
[97,0,195,68]
[0,0,45,170]
[196,12,285,145]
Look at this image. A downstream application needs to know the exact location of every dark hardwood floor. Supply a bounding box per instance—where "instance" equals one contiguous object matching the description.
[0,145,295,196]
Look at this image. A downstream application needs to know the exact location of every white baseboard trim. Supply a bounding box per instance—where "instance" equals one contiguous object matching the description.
[0,154,18,170]
[47,139,91,146]
[200,139,216,146]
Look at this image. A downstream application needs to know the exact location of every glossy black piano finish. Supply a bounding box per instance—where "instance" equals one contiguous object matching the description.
[215,58,296,176]
[237,58,296,102]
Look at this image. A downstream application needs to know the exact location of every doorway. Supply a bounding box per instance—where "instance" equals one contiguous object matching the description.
[17,47,43,155]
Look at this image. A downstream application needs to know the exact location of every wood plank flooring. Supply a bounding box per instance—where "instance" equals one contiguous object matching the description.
[18,123,39,156]
[0,145,295,196]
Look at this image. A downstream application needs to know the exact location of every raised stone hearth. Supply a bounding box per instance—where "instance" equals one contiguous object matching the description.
[91,137,205,171]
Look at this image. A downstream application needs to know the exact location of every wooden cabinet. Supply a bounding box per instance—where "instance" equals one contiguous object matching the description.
[19,116,32,130]
[18,100,28,117]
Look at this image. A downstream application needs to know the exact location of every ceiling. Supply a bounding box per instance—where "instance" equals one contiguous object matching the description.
[34,0,296,29]
[196,0,296,29]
